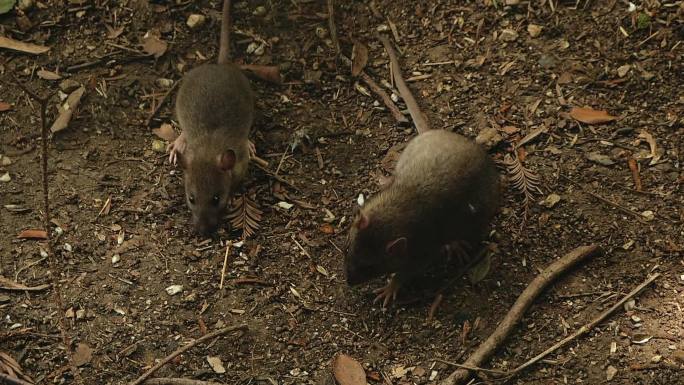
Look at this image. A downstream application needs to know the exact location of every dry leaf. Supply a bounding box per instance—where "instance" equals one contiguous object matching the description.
[37,69,62,80]
[638,130,661,164]
[240,64,282,84]
[0,351,34,384]
[72,343,93,367]
[106,25,125,39]
[142,29,167,58]
[50,86,85,133]
[0,276,50,291]
[569,107,618,124]
[0,36,50,55]
[207,356,226,374]
[504,153,543,224]
[517,126,548,148]
[333,353,366,385]
[0,101,11,112]
[351,40,369,77]
[152,123,178,141]
[17,229,47,239]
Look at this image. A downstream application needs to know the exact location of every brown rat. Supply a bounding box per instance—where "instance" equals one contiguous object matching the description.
[168,0,254,235]
[345,129,500,306]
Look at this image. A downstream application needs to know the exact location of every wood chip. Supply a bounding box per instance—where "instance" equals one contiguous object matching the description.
[0,36,50,55]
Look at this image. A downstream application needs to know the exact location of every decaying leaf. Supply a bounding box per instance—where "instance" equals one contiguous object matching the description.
[0,36,50,55]
[17,229,47,239]
[240,64,282,84]
[332,353,366,385]
[0,101,11,112]
[72,343,93,367]
[569,107,618,125]
[467,251,491,284]
[351,39,369,77]
[504,153,543,225]
[142,29,167,58]
[638,130,661,165]
[207,356,226,374]
[228,194,263,239]
[152,123,178,141]
[37,69,62,80]
[50,86,86,133]
[106,25,125,39]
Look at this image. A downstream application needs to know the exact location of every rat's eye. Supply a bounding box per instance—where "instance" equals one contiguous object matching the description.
[212,195,220,206]
[188,195,196,204]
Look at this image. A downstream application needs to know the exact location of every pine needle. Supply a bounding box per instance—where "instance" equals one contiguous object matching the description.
[503,153,543,226]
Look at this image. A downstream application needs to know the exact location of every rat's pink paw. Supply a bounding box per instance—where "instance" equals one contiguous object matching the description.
[167,133,187,165]
[373,275,401,308]
[248,140,257,159]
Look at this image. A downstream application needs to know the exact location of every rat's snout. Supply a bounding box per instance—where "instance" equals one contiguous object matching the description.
[193,214,219,236]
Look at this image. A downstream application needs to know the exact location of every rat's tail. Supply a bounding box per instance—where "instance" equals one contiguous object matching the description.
[217,0,231,64]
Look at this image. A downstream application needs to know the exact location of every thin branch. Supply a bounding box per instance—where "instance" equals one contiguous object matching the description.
[0,373,34,385]
[440,245,602,385]
[146,81,179,126]
[14,77,82,385]
[561,175,647,224]
[377,34,429,133]
[129,324,249,385]
[145,379,223,385]
[506,272,660,377]
[326,0,341,57]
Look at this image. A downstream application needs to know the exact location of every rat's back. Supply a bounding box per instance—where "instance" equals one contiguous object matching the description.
[175,63,254,138]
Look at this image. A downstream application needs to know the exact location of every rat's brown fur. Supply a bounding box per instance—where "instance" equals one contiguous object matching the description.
[345,130,500,287]
[172,0,254,235]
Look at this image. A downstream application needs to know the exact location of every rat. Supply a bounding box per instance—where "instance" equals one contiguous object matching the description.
[345,129,500,307]
[167,0,254,235]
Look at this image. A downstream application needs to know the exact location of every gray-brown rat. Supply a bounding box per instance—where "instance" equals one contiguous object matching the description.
[345,129,500,306]
[168,0,254,235]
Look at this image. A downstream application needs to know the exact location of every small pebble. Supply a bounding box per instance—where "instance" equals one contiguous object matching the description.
[186,14,206,29]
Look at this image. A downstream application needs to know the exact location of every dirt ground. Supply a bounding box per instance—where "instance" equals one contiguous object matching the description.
[1,0,683,384]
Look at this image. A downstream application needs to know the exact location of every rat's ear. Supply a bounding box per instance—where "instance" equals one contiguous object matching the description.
[217,150,236,172]
[385,237,407,257]
[356,212,369,230]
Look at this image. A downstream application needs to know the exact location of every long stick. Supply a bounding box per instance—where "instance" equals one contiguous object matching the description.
[378,34,429,133]
[0,373,34,385]
[13,77,83,385]
[440,245,601,385]
[507,272,660,376]
[129,324,248,385]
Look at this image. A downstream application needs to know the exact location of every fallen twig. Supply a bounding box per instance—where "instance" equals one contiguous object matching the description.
[561,175,647,224]
[378,34,429,133]
[14,77,83,385]
[440,244,601,385]
[145,379,223,385]
[0,373,34,385]
[129,324,248,385]
[338,54,407,124]
[219,242,231,290]
[146,81,179,127]
[253,162,298,190]
[0,276,50,291]
[503,272,660,378]
[326,0,341,59]
[628,158,642,191]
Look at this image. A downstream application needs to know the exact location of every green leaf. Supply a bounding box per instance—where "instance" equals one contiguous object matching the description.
[467,251,491,284]
[0,0,16,15]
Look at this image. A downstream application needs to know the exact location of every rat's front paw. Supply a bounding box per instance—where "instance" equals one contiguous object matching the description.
[373,275,401,308]
[167,134,187,165]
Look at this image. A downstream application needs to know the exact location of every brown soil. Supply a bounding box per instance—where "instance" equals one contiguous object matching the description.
[1,1,683,385]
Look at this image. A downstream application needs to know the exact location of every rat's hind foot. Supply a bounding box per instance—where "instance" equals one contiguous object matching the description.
[373,275,401,308]
[167,132,187,165]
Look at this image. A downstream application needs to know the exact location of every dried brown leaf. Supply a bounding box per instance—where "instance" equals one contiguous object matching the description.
[504,153,543,225]
[351,40,369,77]
[638,130,661,164]
[17,229,47,239]
[240,64,282,84]
[37,69,61,80]
[142,29,167,58]
[50,86,85,133]
[72,343,93,367]
[0,36,50,55]
[106,25,125,39]
[228,195,263,239]
[569,107,618,125]
[333,353,366,385]
[0,101,11,112]
[152,123,178,141]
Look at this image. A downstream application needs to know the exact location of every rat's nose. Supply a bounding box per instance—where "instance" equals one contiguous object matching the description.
[194,218,218,236]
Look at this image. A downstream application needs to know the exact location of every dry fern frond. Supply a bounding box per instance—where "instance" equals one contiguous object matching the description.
[228,194,263,239]
[503,153,543,223]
